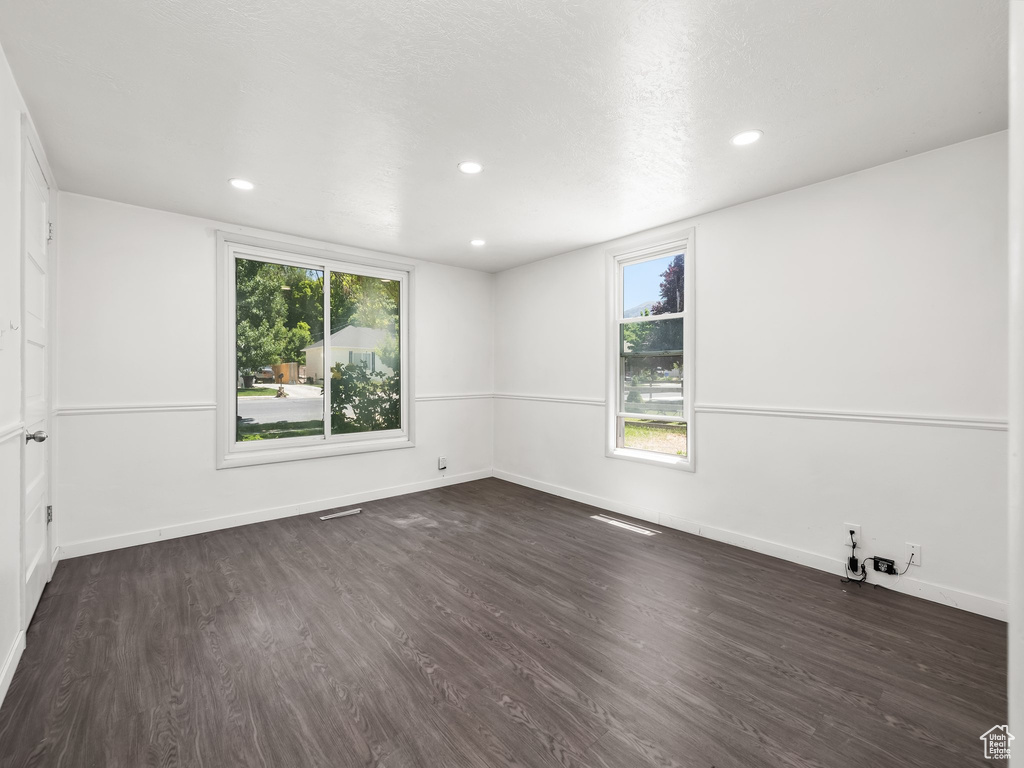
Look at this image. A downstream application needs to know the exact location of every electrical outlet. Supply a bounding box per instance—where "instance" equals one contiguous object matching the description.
[906,542,921,566]
[438,456,447,471]
[844,523,862,548]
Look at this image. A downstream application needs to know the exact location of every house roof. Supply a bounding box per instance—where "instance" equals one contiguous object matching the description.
[302,325,390,352]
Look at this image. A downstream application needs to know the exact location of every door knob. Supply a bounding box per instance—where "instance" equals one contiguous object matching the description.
[25,430,47,443]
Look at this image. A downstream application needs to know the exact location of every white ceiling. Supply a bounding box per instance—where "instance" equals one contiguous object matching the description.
[0,0,1009,272]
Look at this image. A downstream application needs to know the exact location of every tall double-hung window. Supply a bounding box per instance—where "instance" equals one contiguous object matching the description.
[608,232,694,470]
[218,233,412,468]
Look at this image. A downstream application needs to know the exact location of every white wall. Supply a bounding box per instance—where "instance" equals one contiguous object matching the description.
[55,193,494,555]
[494,132,1009,619]
[0,43,32,706]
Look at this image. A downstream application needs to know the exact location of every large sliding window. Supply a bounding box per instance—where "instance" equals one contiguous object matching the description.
[218,234,412,468]
[608,232,694,470]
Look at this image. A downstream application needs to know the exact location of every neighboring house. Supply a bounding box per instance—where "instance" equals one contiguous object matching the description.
[302,326,394,380]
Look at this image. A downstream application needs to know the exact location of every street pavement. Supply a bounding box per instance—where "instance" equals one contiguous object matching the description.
[238,390,324,424]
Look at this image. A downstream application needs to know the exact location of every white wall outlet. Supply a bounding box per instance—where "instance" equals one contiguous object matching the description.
[844,523,862,548]
[438,456,447,471]
[906,542,921,566]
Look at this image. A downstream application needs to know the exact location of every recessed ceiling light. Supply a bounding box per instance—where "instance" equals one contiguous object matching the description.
[458,161,483,174]
[470,239,486,246]
[230,178,255,190]
[731,130,763,146]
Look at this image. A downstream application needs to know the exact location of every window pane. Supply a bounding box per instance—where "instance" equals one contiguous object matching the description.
[329,272,401,434]
[621,354,684,418]
[622,419,687,457]
[622,252,684,317]
[620,317,683,356]
[235,258,324,442]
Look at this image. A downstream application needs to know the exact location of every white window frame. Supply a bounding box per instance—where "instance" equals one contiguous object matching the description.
[606,229,695,471]
[217,232,414,469]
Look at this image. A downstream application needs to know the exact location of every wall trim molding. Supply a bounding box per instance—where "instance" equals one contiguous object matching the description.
[0,421,25,444]
[0,630,26,711]
[55,403,217,416]
[493,393,606,406]
[416,393,493,402]
[694,404,1008,431]
[55,395,495,416]
[60,469,492,559]
[492,396,1008,431]
[492,468,1008,621]
[53,398,1001,435]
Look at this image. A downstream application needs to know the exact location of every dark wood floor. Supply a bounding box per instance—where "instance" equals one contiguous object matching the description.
[0,479,1006,767]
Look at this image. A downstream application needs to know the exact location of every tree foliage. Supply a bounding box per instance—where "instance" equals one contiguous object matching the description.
[235,260,327,375]
[282,321,313,365]
[235,259,293,375]
[651,254,684,315]
[284,274,324,331]
[330,362,401,433]
[621,310,681,373]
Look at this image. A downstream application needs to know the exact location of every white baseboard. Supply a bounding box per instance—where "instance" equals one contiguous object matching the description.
[60,469,491,559]
[0,630,26,710]
[492,469,1007,621]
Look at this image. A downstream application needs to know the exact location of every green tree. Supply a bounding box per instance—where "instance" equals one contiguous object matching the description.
[284,273,325,331]
[651,254,684,314]
[235,259,290,376]
[236,319,286,377]
[329,273,358,332]
[236,261,334,382]
[282,321,313,365]
[351,276,399,329]
[621,311,655,354]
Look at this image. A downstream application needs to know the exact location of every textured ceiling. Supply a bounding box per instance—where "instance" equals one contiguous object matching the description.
[0,0,1009,272]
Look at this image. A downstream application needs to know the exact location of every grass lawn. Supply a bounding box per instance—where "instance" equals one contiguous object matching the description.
[236,387,278,397]
[624,420,687,457]
[238,419,323,441]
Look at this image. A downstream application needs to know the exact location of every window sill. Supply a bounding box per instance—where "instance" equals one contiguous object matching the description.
[607,447,694,472]
[219,435,414,469]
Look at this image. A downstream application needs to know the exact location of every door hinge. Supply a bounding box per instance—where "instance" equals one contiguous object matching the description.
[47,222,54,242]
[46,505,52,524]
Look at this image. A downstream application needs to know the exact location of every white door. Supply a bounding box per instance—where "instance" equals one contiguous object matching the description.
[21,144,50,626]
